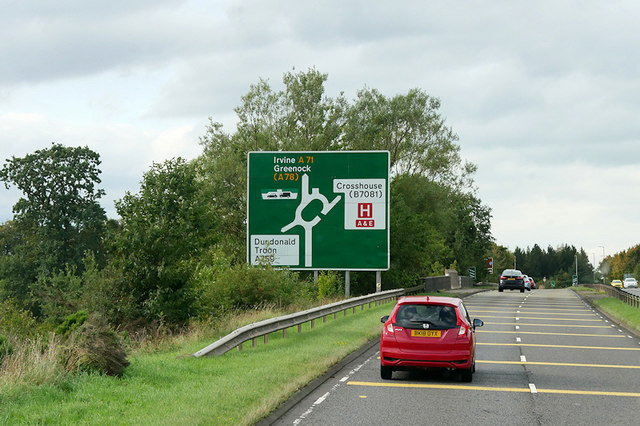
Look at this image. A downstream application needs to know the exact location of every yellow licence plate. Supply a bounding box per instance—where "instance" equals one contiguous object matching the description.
[411,330,441,337]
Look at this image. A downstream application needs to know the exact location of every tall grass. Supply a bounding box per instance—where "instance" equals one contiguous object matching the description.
[1,300,393,425]
[0,334,66,390]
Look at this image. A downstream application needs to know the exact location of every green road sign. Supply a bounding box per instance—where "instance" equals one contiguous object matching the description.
[572,274,578,285]
[468,266,476,279]
[247,151,390,270]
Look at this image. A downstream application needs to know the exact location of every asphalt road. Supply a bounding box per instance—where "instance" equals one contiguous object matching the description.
[270,289,640,425]
[622,287,640,297]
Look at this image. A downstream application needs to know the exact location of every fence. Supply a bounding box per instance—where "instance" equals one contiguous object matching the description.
[580,284,640,308]
[194,284,423,357]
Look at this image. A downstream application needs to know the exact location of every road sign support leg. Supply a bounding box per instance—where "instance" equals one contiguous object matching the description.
[345,271,351,298]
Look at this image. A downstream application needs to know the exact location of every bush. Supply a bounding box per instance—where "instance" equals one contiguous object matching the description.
[56,310,89,336]
[195,263,302,313]
[0,299,40,339]
[0,334,13,364]
[61,314,129,377]
[317,271,342,298]
[36,266,83,325]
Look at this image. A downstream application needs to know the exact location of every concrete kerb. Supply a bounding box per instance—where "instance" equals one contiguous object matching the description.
[256,289,488,426]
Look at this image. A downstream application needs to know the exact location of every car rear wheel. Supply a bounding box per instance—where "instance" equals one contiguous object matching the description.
[380,365,393,380]
[460,368,473,382]
[520,288,525,293]
[498,286,503,292]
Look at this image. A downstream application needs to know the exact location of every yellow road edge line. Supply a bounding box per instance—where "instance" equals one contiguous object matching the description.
[478,342,640,351]
[477,360,640,369]
[537,389,640,397]
[347,381,529,393]
[468,306,587,311]
[346,381,640,397]
[469,310,594,316]
[478,316,601,322]
[477,330,625,338]
[484,322,610,328]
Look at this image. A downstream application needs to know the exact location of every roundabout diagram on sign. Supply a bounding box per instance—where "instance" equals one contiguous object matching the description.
[281,174,341,267]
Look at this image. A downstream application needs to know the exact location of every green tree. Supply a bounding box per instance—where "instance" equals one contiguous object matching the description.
[343,87,476,189]
[0,144,106,270]
[445,190,492,281]
[385,174,453,286]
[488,243,515,281]
[0,144,107,314]
[112,158,216,324]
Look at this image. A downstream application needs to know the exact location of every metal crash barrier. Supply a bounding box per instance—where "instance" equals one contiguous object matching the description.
[194,285,423,357]
[580,284,640,308]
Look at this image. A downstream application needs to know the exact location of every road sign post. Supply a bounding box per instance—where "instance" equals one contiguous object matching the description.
[247,151,390,271]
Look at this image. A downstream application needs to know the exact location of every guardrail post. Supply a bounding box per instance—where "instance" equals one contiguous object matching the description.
[323,315,326,323]
[298,324,302,333]
[311,319,315,329]
[283,329,287,339]
[252,338,257,348]
[238,342,243,352]
[264,334,268,345]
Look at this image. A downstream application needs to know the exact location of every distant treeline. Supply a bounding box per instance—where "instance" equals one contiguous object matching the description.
[487,243,639,287]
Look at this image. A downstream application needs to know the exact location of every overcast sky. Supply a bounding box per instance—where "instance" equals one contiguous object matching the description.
[1,0,638,266]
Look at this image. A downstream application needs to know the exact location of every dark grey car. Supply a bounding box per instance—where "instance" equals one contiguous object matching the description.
[499,269,525,293]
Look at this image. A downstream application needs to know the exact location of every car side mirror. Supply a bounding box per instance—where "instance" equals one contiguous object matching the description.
[381,315,389,323]
[473,319,483,329]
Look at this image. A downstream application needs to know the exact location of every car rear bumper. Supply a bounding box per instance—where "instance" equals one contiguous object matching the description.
[380,348,473,369]
[500,282,524,289]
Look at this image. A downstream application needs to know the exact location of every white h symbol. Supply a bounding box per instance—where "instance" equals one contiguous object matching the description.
[358,203,372,218]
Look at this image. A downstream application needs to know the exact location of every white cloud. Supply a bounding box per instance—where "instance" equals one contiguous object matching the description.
[1,0,640,257]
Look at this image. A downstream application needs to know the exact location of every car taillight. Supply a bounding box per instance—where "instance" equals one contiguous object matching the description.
[457,324,468,338]
[500,276,506,280]
[383,323,395,337]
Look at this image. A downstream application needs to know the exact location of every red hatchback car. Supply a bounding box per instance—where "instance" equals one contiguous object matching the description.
[379,296,483,382]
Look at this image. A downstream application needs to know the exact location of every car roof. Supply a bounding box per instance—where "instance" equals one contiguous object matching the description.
[624,277,636,280]
[397,296,461,306]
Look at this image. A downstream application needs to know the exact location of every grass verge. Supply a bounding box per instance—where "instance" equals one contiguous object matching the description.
[1,301,396,425]
[589,297,640,333]
[572,287,640,334]
[572,285,604,293]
